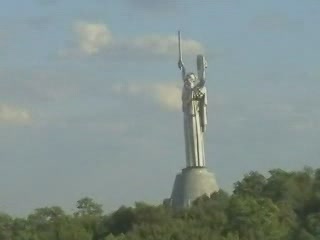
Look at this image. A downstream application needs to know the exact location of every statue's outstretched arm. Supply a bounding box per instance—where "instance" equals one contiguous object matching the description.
[179,61,186,81]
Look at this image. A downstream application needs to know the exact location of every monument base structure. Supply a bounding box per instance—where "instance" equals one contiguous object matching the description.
[169,167,219,209]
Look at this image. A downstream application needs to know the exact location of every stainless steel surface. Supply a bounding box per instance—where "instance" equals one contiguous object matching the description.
[169,31,218,208]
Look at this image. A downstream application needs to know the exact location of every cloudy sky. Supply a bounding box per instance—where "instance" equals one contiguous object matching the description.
[1,0,320,216]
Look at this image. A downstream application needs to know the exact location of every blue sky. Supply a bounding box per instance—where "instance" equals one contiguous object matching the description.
[1,0,320,216]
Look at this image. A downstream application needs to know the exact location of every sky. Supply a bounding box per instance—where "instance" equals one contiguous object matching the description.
[1,0,320,216]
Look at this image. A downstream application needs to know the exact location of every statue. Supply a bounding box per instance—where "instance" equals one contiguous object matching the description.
[167,31,218,209]
[177,31,208,168]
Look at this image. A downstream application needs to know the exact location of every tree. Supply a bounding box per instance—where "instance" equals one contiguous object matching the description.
[27,206,66,240]
[186,190,229,233]
[226,195,291,240]
[75,197,103,217]
[233,171,267,197]
[104,206,136,236]
[1,167,320,240]
[263,169,313,216]
[74,197,104,240]
[0,213,13,240]
[305,212,320,239]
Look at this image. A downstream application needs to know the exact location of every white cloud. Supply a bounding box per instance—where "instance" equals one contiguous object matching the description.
[112,82,181,111]
[63,21,204,58]
[128,35,204,56]
[73,21,113,55]
[0,104,32,124]
[152,84,181,110]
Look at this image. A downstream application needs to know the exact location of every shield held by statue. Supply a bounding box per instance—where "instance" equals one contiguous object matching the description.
[197,54,207,82]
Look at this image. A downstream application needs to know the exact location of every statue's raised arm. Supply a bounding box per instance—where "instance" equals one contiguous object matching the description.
[178,31,186,81]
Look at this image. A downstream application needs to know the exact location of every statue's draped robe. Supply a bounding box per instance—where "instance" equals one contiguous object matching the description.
[182,84,207,167]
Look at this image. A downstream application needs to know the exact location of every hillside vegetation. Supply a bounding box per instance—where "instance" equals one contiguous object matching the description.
[1,167,320,240]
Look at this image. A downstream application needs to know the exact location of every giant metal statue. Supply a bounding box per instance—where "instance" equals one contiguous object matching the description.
[167,31,218,209]
[178,31,208,168]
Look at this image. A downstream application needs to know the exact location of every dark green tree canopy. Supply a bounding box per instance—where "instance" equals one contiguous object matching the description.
[1,167,319,240]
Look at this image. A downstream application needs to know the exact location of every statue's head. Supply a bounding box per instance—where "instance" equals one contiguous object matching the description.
[184,73,196,87]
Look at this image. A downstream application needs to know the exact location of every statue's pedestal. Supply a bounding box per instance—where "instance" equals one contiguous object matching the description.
[170,167,219,208]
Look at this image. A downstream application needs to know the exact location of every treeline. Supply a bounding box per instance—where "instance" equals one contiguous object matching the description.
[0,167,320,240]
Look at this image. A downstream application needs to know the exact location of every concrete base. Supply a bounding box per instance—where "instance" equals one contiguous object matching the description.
[170,167,219,209]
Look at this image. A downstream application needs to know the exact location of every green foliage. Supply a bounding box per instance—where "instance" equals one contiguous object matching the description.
[0,213,13,240]
[226,196,291,239]
[233,171,267,197]
[105,206,136,235]
[1,167,320,240]
[263,168,314,214]
[75,197,103,217]
[305,212,320,238]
